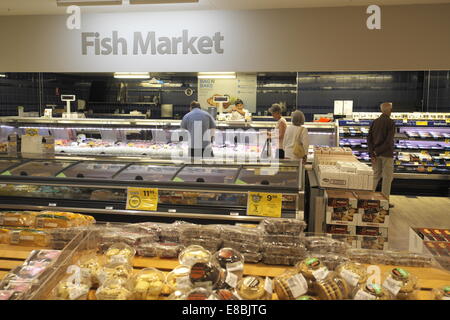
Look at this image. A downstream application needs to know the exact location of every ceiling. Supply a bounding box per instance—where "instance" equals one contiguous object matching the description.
[0,0,449,15]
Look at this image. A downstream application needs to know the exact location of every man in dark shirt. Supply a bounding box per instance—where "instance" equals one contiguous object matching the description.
[368,102,395,205]
[180,101,216,161]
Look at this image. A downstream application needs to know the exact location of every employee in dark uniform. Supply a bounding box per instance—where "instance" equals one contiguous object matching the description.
[368,102,395,207]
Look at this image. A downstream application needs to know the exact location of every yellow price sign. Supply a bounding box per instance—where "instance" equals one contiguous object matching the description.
[446,119,450,123]
[247,192,282,218]
[126,187,158,211]
[416,121,428,126]
[25,128,39,136]
[427,167,433,172]
[445,139,450,144]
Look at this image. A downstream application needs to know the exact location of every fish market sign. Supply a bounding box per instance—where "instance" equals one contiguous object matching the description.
[81,30,224,56]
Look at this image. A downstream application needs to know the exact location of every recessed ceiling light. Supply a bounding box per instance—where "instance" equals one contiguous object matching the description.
[114,72,150,79]
[0,74,6,78]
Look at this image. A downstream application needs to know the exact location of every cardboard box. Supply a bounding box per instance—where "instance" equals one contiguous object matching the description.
[409,227,450,270]
[355,191,389,210]
[356,226,389,237]
[326,224,356,235]
[357,208,390,228]
[324,189,358,225]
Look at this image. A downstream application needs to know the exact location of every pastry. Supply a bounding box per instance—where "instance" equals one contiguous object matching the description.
[132,268,165,300]
[261,218,306,235]
[156,243,184,259]
[262,243,307,257]
[179,245,211,266]
[296,257,330,295]
[382,268,417,300]
[432,286,450,300]
[336,262,368,290]
[165,265,192,294]
[78,257,103,285]
[185,287,212,300]
[54,279,90,300]
[96,279,132,300]
[97,263,133,285]
[105,243,136,265]
[236,276,270,300]
[212,289,239,300]
[136,243,158,257]
[274,270,308,300]
[262,254,302,266]
[0,211,37,227]
[354,283,390,300]
[212,248,244,279]
[189,262,221,289]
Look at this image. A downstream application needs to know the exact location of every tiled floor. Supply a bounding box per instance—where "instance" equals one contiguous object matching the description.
[388,195,450,251]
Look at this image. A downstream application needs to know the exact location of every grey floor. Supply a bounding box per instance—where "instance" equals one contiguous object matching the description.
[388,195,450,251]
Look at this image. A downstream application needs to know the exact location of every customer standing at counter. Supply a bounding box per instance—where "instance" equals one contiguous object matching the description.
[368,102,395,206]
[283,110,309,163]
[268,104,287,159]
[230,99,250,120]
[181,101,216,160]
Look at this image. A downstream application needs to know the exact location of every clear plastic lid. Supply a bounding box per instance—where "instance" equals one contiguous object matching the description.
[132,268,165,300]
[165,265,192,293]
[96,278,132,300]
[212,248,245,272]
[236,276,271,300]
[97,262,133,286]
[179,245,212,266]
[188,262,221,290]
[105,243,136,265]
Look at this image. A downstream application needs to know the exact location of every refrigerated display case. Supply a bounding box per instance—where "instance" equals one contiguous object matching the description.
[0,117,337,160]
[337,112,450,196]
[0,157,304,225]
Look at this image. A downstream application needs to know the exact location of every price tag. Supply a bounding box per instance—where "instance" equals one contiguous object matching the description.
[126,187,158,211]
[48,203,57,207]
[445,139,450,144]
[264,277,273,295]
[340,269,360,287]
[427,167,433,172]
[395,160,401,165]
[225,271,238,288]
[287,274,308,298]
[312,267,329,281]
[446,119,450,123]
[402,118,408,124]
[382,276,403,296]
[421,151,428,155]
[247,192,282,218]
[416,121,428,126]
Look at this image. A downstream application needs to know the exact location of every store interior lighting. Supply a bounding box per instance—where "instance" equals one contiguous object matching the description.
[0,74,6,78]
[114,72,151,79]
[197,72,237,79]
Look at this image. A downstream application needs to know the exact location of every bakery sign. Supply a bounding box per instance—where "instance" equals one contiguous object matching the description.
[81,30,225,56]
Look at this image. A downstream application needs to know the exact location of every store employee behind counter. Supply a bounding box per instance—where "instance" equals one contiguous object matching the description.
[180,101,216,160]
[228,99,250,120]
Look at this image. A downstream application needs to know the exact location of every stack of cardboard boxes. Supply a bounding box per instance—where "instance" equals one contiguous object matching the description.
[325,189,390,250]
[409,227,450,270]
[314,147,374,190]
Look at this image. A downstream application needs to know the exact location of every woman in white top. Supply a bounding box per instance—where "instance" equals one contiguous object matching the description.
[283,110,309,162]
[268,104,287,159]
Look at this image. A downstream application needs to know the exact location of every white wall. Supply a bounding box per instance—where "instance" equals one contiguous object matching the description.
[0,4,449,72]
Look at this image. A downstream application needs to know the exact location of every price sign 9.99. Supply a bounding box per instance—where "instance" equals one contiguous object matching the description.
[247,192,282,218]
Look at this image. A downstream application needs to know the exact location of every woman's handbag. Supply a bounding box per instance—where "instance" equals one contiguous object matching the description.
[293,126,306,159]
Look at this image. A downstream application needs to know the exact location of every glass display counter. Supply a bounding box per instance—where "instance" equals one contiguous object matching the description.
[0,157,304,224]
